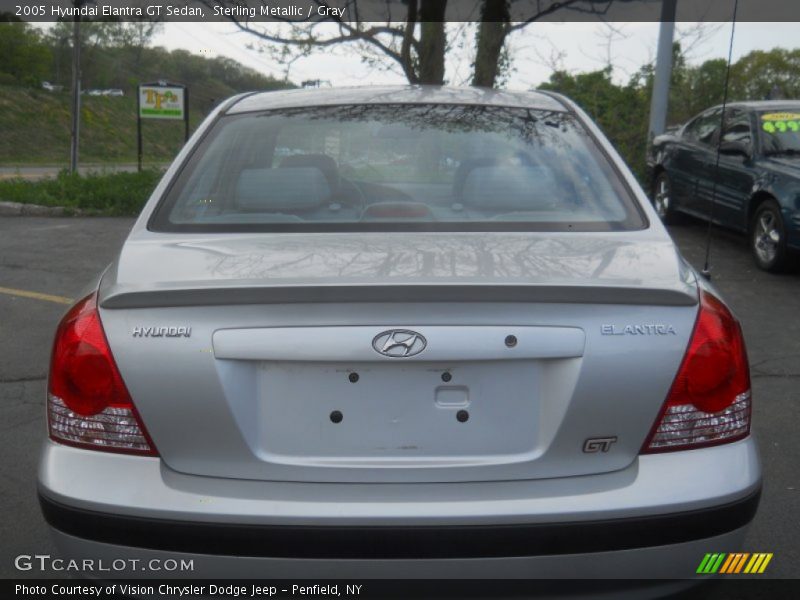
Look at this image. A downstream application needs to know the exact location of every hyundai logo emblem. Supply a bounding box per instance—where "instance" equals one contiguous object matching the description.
[372,329,427,358]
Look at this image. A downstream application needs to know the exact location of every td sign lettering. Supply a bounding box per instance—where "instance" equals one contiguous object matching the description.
[139,86,185,120]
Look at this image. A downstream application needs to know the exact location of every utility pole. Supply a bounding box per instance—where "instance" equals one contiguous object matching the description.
[647,0,677,143]
[69,2,83,174]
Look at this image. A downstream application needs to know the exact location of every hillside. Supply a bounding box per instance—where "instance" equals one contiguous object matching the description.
[1,21,293,165]
[1,85,207,165]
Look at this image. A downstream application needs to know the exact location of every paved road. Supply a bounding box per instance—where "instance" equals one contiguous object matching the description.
[0,216,798,582]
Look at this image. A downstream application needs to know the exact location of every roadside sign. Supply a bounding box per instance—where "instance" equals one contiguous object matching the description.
[136,81,190,171]
[139,85,186,120]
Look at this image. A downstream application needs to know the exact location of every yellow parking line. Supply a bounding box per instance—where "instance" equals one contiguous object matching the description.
[0,286,73,305]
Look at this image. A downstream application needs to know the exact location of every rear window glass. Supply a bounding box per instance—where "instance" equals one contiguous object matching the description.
[150,104,644,232]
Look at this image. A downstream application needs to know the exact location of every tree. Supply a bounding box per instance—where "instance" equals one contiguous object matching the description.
[536,44,800,183]
[202,0,619,88]
[539,66,650,177]
[5,20,292,105]
[471,1,509,87]
[200,0,446,85]
[470,0,619,87]
[730,49,800,101]
[662,46,800,125]
[675,57,727,120]
[0,21,52,86]
[46,20,164,87]
[111,21,165,66]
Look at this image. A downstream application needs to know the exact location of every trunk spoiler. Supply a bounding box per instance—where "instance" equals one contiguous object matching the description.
[99,282,698,309]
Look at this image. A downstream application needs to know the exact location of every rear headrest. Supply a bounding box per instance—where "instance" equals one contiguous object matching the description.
[279,153,340,189]
[460,166,558,211]
[453,157,497,199]
[235,168,330,212]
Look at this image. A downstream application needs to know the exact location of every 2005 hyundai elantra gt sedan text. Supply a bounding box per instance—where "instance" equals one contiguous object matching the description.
[38,86,760,586]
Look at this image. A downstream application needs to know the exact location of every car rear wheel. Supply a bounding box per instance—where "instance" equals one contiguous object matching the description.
[751,200,790,272]
[652,172,680,225]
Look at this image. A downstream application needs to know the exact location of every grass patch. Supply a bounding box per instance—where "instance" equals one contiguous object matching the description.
[0,169,163,216]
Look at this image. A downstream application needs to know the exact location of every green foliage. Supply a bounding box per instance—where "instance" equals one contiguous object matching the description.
[0,169,162,215]
[539,46,800,183]
[0,22,52,87]
[670,58,728,122]
[0,21,293,165]
[540,67,651,179]
[2,21,291,114]
[42,23,291,110]
[730,48,800,101]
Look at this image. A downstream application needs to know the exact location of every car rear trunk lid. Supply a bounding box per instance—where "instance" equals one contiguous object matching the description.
[98,231,698,483]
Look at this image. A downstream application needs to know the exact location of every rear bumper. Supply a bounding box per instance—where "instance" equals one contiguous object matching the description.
[38,437,761,577]
[39,490,759,560]
[46,527,750,583]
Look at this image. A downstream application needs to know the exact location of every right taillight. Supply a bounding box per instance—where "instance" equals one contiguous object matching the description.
[641,289,751,453]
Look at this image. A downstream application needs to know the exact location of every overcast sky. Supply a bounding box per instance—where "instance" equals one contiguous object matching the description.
[153,21,799,90]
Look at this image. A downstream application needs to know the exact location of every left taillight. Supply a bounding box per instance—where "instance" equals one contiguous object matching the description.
[48,292,157,456]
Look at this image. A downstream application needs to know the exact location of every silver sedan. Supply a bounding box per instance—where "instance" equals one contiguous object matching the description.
[38,86,760,590]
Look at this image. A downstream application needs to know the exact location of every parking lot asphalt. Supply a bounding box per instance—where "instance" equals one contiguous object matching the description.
[0,215,797,580]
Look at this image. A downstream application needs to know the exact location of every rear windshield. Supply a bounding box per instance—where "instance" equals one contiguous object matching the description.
[150,103,644,232]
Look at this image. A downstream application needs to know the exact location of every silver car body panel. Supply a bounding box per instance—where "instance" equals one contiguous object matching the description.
[226,85,567,114]
[97,295,698,483]
[99,232,697,309]
[40,438,759,525]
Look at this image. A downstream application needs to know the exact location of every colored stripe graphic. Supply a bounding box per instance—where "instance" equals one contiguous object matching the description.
[734,553,750,573]
[724,553,749,573]
[744,553,773,574]
[744,554,760,573]
[719,553,736,574]
[697,553,726,574]
[698,552,773,574]
[696,554,713,573]
[758,554,773,573]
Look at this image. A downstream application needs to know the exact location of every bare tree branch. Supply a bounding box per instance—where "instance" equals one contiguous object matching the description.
[676,21,725,62]
[199,0,641,89]
[200,0,421,79]
[508,0,616,33]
